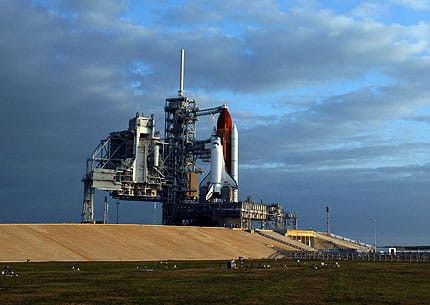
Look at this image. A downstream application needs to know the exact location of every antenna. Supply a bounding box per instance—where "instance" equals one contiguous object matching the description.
[178,48,185,97]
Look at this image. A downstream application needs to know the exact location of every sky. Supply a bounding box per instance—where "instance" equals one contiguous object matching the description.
[1,0,429,246]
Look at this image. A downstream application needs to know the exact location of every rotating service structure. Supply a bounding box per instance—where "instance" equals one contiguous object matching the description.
[81,114,164,223]
[81,49,297,229]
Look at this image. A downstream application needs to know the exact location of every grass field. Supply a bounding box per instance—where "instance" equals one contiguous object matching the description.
[0,260,429,305]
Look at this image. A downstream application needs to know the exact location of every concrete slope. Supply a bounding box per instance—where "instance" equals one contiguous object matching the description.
[0,224,297,262]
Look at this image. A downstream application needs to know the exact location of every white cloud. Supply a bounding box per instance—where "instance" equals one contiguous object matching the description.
[350,2,390,20]
[391,0,430,10]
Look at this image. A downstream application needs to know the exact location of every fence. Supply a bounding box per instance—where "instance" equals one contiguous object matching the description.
[277,250,430,263]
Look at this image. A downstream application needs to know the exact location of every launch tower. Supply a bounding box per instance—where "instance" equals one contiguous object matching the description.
[81,49,297,230]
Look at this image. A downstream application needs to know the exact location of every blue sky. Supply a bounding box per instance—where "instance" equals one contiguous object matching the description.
[1,0,430,245]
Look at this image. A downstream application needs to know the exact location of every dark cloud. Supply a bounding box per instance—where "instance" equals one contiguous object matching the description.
[239,163,430,244]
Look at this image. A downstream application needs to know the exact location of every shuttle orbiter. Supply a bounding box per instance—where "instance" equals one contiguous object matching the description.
[200,108,239,202]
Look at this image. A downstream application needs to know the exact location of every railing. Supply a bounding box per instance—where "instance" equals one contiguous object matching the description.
[318,232,373,249]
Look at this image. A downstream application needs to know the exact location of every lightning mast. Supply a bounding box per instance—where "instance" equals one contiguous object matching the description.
[163,49,199,224]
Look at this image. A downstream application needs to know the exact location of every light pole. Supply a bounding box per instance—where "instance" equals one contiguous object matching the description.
[326,206,330,236]
[153,202,157,224]
[103,196,109,224]
[373,219,377,253]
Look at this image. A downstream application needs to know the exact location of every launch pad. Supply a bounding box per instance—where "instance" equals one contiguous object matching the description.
[81,49,297,230]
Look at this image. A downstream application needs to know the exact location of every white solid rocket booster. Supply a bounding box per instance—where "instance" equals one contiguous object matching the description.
[231,124,239,202]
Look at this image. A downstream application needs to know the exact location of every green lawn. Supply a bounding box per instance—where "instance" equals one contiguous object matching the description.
[0,260,429,304]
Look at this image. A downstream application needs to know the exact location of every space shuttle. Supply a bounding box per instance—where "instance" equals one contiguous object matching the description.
[200,107,239,202]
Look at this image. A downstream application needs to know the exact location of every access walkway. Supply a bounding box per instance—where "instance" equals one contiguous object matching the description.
[256,229,317,252]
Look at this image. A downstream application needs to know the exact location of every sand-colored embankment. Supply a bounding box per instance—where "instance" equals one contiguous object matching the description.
[0,224,297,262]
